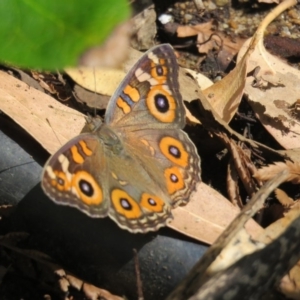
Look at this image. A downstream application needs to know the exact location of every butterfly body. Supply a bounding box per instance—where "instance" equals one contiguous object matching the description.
[42,44,201,233]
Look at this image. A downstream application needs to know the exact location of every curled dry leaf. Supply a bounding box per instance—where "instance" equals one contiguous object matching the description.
[255,161,300,184]
[176,21,245,68]
[202,0,296,125]
[216,132,261,197]
[275,188,294,206]
[227,159,243,209]
[237,0,299,149]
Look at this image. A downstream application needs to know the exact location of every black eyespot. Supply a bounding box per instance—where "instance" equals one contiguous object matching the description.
[156,66,163,76]
[154,94,169,113]
[170,173,178,183]
[148,198,157,206]
[79,179,94,196]
[121,198,132,210]
[169,145,181,158]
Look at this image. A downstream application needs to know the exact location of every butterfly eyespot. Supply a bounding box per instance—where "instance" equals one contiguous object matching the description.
[140,193,164,212]
[155,94,169,113]
[79,179,93,197]
[169,145,180,158]
[111,189,142,219]
[51,170,71,191]
[159,136,188,167]
[72,171,103,205]
[156,65,164,76]
[148,55,167,83]
[120,198,132,210]
[170,173,179,183]
[147,87,176,122]
[164,167,185,195]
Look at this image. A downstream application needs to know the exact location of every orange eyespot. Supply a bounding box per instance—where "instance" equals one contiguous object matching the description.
[159,136,188,167]
[164,166,185,195]
[140,193,165,213]
[72,171,103,205]
[51,170,71,191]
[150,60,167,85]
[146,87,176,123]
[111,189,142,219]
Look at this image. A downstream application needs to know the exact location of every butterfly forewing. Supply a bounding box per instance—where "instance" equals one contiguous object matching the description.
[105,44,186,130]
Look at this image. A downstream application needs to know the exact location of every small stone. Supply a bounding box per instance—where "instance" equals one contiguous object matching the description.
[184,13,193,22]
[215,0,229,7]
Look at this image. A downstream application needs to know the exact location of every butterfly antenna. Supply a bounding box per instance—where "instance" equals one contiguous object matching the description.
[93,67,97,117]
[46,118,62,146]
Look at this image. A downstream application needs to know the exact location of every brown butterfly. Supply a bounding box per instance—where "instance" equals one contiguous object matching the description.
[42,44,201,233]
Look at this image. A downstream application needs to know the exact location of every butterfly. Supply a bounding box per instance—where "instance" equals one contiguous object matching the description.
[41,44,201,233]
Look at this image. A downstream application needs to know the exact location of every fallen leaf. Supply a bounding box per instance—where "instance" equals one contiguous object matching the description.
[254,161,300,184]
[168,181,263,244]
[130,5,157,50]
[0,71,85,154]
[65,67,126,97]
[237,0,300,149]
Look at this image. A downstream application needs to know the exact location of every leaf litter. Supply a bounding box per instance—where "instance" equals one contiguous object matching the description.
[1,0,300,299]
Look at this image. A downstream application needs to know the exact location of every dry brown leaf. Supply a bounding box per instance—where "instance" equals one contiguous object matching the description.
[202,49,248,123]
[65,67,126,97]
[258,0,279,3]
[176,22,213,39]
[176,22,245,59]
[130,5,157,50]
[0,71,85,154]
[216,132,261,197]
[168,181,263,244]
[227,160,243,208]
[202,0,296,124]
[255,161,300,184]
[183,68,213,90]
[275,188,294,206]
[237,0,299,149]
[73,84,110,109]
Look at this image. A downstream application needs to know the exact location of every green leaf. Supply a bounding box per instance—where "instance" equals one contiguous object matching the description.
[0,0,130,69]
